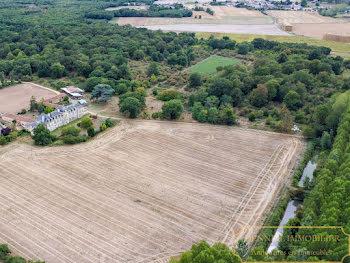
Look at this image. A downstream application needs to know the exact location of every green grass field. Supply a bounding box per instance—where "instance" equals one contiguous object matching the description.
[196,32,350,55]
[188,56,240,75]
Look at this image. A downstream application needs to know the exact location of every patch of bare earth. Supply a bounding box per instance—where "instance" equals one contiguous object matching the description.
[0,120,303,263]
[267,10,350,39]
[0,83,57,114]
[292,23,350,39]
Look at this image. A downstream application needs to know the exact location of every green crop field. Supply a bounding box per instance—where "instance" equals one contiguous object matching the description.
[187,56,240,75]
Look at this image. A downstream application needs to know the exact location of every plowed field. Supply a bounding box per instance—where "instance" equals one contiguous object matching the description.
[0,120,302,263]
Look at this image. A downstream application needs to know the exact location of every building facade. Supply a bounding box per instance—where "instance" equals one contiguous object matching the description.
[26,104,87,133]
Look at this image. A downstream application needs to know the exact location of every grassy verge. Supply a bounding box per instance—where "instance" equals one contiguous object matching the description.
[50,115,118,146]
[51,115,88,137]
[196,32,350,55]
[187,55,240,75]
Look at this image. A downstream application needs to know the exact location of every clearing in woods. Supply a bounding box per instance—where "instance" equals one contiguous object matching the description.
[0,120,303,263]
[187,56,240,75]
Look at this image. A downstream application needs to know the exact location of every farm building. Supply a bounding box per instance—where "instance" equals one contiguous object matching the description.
[61,86,84,99]
[25,104,87,133]
[0,113,35,130]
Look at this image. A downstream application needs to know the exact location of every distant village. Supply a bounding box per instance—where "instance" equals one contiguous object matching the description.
[153,0,332,12]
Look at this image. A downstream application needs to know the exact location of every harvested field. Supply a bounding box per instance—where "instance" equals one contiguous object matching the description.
[0,83,58,114]
[115,5,274,33]
[117,16,273,26]
[267,10,350,40]
[292,23,350,39]
[187,5,267,18]
[0,120,302,263]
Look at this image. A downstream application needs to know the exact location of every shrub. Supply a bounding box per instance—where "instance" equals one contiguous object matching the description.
[100,123,107,132]
[105,118,115,127]
[188,72,202,88]
[162,99,183,120]
[219,105,237,125]
[61,126,81,137]
[197,109,208,123]
[63,135,77,144]
[18,109,26,114]
[0,136,7,146]
[302,126,316,139]
[157,89,181,101]
[191,102,204,120]
[63,134,88,144]
[152,89,159,96]
[44,106,55,114]
[248,112,256,122]
[80,117,93,129]
[152,112,160,119]
[0,244,10,259]
[120,97,141,118]
[87,127,95,137]
[208,107,219,124]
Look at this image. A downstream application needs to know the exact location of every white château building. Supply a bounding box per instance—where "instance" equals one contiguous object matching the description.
[26,104,87,133]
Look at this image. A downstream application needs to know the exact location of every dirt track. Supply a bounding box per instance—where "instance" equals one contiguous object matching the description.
[135,24,289,35]
[0,120,303,263]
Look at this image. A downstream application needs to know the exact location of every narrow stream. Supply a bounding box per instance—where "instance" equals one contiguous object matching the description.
[298,161,317,187]
[266,160,317,253]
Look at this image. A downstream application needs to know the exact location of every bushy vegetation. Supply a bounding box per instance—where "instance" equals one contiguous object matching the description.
[170,241,240,263]
[0,244,44,263]
[319,4,350,17]
[185,38,349,132]
[112,4,193,18]
[0,129,28,146]
[32,124,56,146]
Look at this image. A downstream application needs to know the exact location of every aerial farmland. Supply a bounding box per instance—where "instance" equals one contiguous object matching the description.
[0,120,302,262]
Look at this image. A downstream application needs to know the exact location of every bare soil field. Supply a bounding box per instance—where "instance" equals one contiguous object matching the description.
[267,10,350,39]
[0,120,302,263]
[292,23,350,39]
[187,5,267,19]
[0,83,58,114]
[116,6,274,33]
[117,16,273,26]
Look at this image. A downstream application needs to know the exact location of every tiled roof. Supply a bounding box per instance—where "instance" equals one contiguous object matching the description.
[1,113,35,123]
[44,102,59,109]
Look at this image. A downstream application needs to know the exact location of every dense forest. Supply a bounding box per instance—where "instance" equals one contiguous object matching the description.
[110,4,193,18]
[1,0,350,262]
